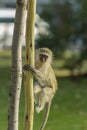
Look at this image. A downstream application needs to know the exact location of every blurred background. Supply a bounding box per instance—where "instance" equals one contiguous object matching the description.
[0,0,87,130]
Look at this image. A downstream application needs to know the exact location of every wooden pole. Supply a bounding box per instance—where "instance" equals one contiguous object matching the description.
[24,0,36,130]
[8,0,27,130]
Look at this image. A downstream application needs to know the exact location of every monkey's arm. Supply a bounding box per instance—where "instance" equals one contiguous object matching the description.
[23,64,51,87]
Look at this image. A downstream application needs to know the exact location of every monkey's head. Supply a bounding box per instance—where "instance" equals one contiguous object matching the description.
[36,48,53,64]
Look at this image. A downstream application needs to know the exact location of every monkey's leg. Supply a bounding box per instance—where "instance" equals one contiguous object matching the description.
[42,87,54,101]
[36,90,46,113]
[36,87,54,113]
[34,83,42,105]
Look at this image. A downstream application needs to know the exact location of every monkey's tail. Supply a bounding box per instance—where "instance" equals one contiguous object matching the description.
[39,101,51,130]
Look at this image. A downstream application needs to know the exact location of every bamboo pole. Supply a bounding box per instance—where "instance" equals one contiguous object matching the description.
[24,0,36,130]
[8,0,27,130]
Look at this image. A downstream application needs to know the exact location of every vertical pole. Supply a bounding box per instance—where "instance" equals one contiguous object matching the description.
[8,0,27,130]
[24,0,36,130]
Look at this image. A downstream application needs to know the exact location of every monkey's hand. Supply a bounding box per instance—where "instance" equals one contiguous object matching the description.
[23,64,35,73]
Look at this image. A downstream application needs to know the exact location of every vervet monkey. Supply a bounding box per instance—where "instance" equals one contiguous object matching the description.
[23,47,57,130]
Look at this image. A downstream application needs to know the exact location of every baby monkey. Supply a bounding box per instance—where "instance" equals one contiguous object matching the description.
[23,47,57,130]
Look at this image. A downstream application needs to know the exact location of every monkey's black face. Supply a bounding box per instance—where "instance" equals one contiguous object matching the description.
[39,54,48,63]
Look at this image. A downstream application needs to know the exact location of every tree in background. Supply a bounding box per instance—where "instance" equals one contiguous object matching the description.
[36,0,87,72]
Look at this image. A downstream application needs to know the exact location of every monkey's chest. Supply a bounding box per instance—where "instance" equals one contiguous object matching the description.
[39,67,49,78]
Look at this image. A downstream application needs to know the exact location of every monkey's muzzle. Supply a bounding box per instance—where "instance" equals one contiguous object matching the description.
[40,54,48,62]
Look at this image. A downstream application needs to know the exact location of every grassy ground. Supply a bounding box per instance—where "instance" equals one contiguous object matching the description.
[0,50,87,130]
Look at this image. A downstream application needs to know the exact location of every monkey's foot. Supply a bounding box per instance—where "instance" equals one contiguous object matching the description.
[36,106,43,113]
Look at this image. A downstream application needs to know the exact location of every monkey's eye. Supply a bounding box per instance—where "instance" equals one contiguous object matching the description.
[40,54,48,59]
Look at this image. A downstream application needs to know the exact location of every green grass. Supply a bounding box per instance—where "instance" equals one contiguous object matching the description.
[0,50,87,130]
